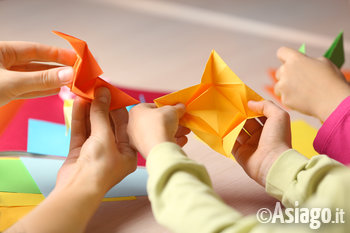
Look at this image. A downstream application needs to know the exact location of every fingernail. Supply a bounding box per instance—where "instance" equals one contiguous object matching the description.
[58,67,74,84]
[95,87,110,104]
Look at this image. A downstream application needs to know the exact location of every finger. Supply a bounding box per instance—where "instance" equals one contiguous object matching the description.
[243,118,262,136]
[90,87,113,138]
[176,136,188,147]
[110,107,129,144]
[258,116,267,125]
[175,125,191,138]
[0,41,76,67]
[9,63,62,72]
[276,46,301,63]
[248,100,285,118]
[173,103,186,118]
[16,88,60,99]
[274,81,282,97]
[69,97,89,151]
[275,66,284,81]
[10,66,74,95]
[236,128,250,145]
[231,140,241,155]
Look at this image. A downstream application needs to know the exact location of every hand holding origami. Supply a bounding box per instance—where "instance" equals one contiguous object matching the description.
[0,41,76,107]
[155,50,263,160]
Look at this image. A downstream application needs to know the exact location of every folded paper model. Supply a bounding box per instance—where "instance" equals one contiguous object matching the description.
[53,31,139,110]
[154,50,263,160]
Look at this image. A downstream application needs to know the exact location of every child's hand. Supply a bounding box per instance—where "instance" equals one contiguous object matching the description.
[127,103,190,158]
[232,100,292,186]
[0,41,76,106]
[56,87,137,195]
[275,47,350,122]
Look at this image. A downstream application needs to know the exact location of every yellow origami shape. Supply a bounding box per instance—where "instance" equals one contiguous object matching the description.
[154,50,263,160]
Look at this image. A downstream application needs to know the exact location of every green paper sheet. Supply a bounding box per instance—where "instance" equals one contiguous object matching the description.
[299,43,306,54]
[323,31,344,68]
[0,158,41,194]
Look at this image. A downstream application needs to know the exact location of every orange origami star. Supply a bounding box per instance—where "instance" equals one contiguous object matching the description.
[154,50,263,160]
[53,31,139,110]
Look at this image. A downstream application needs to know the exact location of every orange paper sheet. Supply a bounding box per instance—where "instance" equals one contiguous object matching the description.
[53,31,139,110]
[266,69,350,104]
[0,100,25,136]
[154,50,263,160]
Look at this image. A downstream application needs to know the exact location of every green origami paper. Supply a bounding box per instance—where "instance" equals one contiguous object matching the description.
[324,31,344,68]
[0,158,41,194]
[299,43,306,54]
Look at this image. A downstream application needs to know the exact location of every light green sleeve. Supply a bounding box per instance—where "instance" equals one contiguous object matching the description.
[146,142,350,233]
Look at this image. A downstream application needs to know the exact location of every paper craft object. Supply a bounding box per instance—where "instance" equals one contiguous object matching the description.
[63,99,74,132]
[323,31,344,68]
[154,50,263,159]
[53,31,139,110]
[266,32,348,103]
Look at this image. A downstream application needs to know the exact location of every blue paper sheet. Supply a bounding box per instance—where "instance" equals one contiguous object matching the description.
[20,157,148,197]
[27,119,70,157]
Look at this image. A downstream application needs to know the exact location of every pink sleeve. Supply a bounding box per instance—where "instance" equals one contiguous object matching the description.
[313,96,350,164]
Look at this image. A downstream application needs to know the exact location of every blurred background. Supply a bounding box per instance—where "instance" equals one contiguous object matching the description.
[1,0,350,128]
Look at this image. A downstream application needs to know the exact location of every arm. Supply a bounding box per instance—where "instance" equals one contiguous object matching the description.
[6,88,137,233]
[313,96,350,164]
[128,101,349,233]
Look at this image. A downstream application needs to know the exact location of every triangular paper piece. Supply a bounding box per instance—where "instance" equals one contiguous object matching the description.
[323,31,345,68]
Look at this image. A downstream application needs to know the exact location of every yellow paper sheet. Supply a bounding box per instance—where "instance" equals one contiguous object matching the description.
[0,192,45,207]
[291,120,318,159]
[0,205,36,231]
[154,50,263,160]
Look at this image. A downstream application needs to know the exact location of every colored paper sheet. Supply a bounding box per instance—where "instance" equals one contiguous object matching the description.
[0,205,36,231]
[0,100,25,137]
[0,192,45,206]
[20,157,148,197]
[324,31,344,68]
[53,31,139,110]
[0,159,40,194]
[154,50,263,160]
[27,119,70,157]
[291,120,318,159]
[0,95,65,152]
[63,99,74,132]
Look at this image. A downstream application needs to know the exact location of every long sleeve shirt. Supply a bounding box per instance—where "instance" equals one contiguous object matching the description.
[314,96,350,164]
[147,142,350,233]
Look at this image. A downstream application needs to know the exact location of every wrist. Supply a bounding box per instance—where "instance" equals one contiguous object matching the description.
[258,145,291,186]
[316,85,350,122]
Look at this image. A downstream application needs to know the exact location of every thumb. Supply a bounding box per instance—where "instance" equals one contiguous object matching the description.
[173,103,186,118]
[12,66,74,94]
[248,100,285,119]
[90,87,113,138]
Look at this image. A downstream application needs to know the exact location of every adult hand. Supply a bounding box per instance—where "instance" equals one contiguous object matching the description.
[0,41,76,106]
